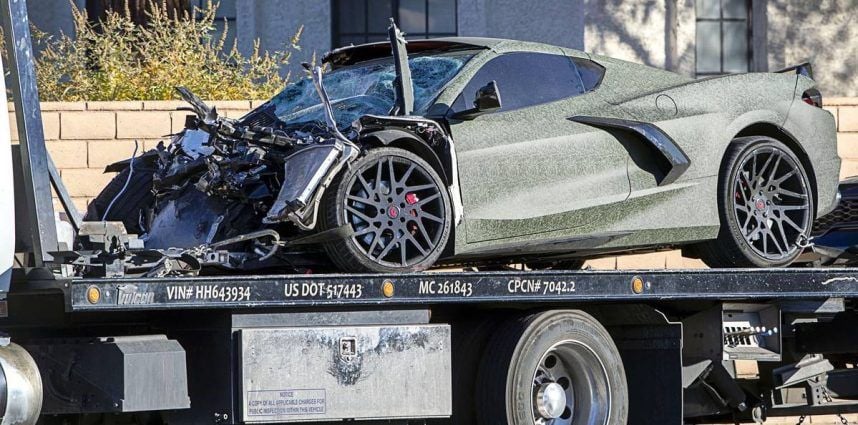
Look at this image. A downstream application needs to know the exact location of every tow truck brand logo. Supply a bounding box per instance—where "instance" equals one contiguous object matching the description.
[116,285,155,305]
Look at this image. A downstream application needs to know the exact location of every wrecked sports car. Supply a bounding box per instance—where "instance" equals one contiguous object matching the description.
[83,22,840,276]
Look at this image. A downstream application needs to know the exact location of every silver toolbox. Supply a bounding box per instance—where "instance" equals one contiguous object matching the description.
[239,324,452,423]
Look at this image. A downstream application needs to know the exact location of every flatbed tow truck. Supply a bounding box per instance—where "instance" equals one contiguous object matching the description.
[2,2,858,424]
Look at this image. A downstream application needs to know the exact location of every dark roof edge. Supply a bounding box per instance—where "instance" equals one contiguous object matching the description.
[323,37,505,68]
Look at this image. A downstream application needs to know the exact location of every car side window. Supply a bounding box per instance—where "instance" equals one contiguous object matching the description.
[452,53,604,113]
[574,57,606,92]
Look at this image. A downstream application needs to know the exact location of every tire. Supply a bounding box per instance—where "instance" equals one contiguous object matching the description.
[697,136,814,268]
[320,147,452,273]
[476,310,629,425]
[84,159,155,234]
[447,314,503,425]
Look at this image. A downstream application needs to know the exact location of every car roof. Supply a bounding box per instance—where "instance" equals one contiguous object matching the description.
[323,37,537,68]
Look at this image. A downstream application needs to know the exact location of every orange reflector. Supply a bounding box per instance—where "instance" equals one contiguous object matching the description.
[631,277,645,294]
[86,286,101,304]
[382,280,395,298]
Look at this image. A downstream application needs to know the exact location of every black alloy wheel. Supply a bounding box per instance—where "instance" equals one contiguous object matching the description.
[697,136,814,268]
[732,144,812,261]
[321,147,452,273]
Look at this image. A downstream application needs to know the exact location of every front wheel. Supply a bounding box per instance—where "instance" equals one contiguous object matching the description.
[476,310,629,425]
[697,136,814,268]
[320,147,452,273]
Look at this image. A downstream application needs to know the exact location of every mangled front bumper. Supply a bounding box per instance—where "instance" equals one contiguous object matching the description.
[264,140,358,229]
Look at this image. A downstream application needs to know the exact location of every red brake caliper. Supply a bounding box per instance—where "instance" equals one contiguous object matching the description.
[737,176,748,202]
[405,193,419,234]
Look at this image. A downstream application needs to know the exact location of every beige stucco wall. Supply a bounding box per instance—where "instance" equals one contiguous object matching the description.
[766,0,858,97]
[587,0,858,96]
[458,0,586,49]
[9,97,858,269]
[585,0,673,70]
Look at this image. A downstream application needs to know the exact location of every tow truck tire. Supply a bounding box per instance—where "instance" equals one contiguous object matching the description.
[476,310,628,425]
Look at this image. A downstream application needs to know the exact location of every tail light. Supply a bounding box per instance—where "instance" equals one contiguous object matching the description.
[802,88,822,108]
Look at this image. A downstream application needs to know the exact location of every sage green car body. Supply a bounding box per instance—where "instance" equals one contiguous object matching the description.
[342,37,841,262]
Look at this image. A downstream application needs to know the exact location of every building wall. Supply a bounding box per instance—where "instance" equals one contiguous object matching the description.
[254,0,858,97]
[457,0,585,49]
[26,0,84,40]
[584,0,672,70]
[237,0,329,69]
[582,0,858,96]
[766,0,858,97]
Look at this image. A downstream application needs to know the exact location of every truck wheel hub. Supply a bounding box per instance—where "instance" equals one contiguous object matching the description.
[535,382,567,419]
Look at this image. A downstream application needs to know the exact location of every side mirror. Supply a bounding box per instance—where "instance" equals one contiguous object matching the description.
[452,80,502,120]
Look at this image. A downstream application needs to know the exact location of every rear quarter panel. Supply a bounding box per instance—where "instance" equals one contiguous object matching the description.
[584,62,801,243]
[782,76,840,217]
[616,72,799,182]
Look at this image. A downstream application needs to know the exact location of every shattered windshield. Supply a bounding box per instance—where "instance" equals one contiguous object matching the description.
[260,51,475,129]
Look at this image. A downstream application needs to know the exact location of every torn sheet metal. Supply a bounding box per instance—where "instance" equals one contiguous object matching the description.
[388,18,414,116]
[264,141,353,229]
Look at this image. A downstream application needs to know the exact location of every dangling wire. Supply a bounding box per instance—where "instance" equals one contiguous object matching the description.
[101,140,139,221]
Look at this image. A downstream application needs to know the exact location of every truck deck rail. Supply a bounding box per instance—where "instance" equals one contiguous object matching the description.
[65,268,858,311]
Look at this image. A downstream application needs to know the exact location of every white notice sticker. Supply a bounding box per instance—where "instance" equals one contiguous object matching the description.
[246,389,326,417]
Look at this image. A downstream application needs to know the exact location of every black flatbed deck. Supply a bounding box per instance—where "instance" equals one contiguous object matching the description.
[66,268,858,312]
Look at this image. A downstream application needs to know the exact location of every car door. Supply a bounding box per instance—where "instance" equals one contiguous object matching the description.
[446,52,634,244]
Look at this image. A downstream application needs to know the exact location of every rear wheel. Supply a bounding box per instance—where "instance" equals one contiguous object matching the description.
[321,147,452,273]
[697,136,814,268]
[476,310,628,425]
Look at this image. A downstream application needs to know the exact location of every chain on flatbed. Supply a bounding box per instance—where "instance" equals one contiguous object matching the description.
[795,388,852,424]
[64,268,858,311]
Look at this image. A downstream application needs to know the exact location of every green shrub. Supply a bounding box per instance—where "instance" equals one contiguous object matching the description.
[30,1,302,101]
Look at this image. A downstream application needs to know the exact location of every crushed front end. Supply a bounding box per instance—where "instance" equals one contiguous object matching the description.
[72,21,470,277]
